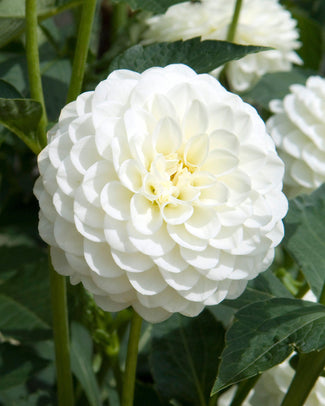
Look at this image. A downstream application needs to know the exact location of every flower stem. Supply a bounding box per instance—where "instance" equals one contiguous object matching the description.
[230,375,260,406]
[280,348,325,406]
[281,283,325,406]
[226,0,243,42]
[25,0,48,148]
[49,258,74,406]
[66,0,97,103]
[121,310,142,406]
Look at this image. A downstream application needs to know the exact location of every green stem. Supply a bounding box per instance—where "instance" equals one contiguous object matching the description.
[281,283,325,406]
[280,348,325,406]
[66,0,97,103]
[25,0,48,148]
[49,259,74,406]
[121,310,142,406]
[230,375,260,406]
[226,0,243,42]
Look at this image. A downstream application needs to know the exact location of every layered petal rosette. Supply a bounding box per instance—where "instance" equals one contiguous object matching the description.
[267,76,325,198]
[143,0,302,92]
[34,64,287,323]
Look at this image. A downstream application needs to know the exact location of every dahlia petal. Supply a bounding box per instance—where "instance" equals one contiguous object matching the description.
[180,245,219,270]
[82,160,117,207]
[50,247,74,276]
[118,159,144,192]
[127,268,168,295]
[182,99,208,140]
[167,224,208,251]
[100,181,132,220]
[130,194,163,235]
[111,249,153,272]
[184,133,209,167]
[202,149,238,176]
[153,246,188,273]
[54,217,84,255]
[185,207,220,239]
[161,200,193,225]
[69,114,95,143]
[83,240,123,277]
[132,302,171,323]
[53,189,74,222]
[160,266,201,291]
[153,117,182,154]
[103,215,136,252]
[128,223,175,256]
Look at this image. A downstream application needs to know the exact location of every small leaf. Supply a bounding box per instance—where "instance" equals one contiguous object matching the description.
[110,0,186,14]
[108,38,269,74]
[212,298,325,394]
[70,322,101,406]
[150,310,225,405]
[0,98,42,153]
[283,184,325,300]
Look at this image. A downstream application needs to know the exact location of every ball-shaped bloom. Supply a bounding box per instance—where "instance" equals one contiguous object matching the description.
[267,76,325,198]
[34,64,287,323]
[143,0,302,92]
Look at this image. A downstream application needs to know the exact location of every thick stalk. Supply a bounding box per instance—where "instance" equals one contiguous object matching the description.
[66,0,97,103]
[230,375,260,406]
[25,0,48,148]
[50,259,74,406]
[280,348,325,406]
[226,0,243,42]
[121,310,142,406]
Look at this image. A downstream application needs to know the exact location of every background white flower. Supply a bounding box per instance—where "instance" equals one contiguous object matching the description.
[34,64,287,323]
[267,76,325,198]
[143,0,302,92]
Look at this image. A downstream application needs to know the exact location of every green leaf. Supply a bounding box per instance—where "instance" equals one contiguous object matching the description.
[0,18,25,48]
[70,322,101,406]
[0,245,44,274]
[0,343,47,391]
[0,98,42,153]
[283,184,325,300]
[150,310,225,405]
[42,59,71,121]
[0,257,51,341]
[111,0,186,13]
[242,68,312,109]
[292,9,323,71]
[0,79,22,98]
[212,297,325,394]
[108,38,269,74]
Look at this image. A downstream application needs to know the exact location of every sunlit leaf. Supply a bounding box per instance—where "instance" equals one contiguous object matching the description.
[283,184,325,300]
[212,298,325,394]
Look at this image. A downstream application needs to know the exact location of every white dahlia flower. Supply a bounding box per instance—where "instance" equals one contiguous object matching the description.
[267,76,325,198]
[34,64,287,323]
[143,0,302,92]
